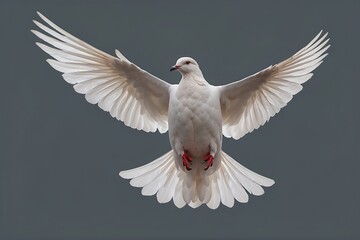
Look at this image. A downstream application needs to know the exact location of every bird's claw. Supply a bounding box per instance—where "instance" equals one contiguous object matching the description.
[204,153,214,171]
[182,152,192,171]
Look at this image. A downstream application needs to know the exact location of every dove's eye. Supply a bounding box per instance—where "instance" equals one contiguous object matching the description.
[185,61,191,64]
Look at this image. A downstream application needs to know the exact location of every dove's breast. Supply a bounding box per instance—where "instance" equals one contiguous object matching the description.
[168,82,222,159]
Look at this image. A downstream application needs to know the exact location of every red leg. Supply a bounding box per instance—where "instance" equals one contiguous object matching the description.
[182,152,192,171]
[204,153,214,170]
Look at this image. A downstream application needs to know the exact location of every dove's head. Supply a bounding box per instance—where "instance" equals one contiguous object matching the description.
[170,57,202,76]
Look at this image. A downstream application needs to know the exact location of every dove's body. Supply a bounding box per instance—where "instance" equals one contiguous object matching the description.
[169,77,222,163]
[32,12,329,209]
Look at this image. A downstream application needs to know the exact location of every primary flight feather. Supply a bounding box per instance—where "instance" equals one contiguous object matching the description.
[32,12,329,209]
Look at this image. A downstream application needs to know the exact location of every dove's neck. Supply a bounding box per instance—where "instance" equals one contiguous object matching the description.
[180,70,208,86]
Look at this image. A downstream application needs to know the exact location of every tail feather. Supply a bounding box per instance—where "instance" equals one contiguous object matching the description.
[182,178,196,204]
[173,179,186,208]
[130,160,171,188]
[222,151,275,187]
[222,161,249,203]
[206,178,221,209]
[120,150,173,179]
[156,166,178,203]
[218,167,235,207]
[198,177,211,203]
[223,157,265,196]
[119,150,275,209]
[141,164,170,196]
[189,199,202,208]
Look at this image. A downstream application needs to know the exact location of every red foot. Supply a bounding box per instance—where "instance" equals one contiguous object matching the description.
[204,153,214,171]
[182,152,192,171]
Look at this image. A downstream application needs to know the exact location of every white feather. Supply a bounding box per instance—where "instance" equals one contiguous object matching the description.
[220,31,329,140]
[33,13,329,209]
[33,12,171,134]
[120,150,274,209]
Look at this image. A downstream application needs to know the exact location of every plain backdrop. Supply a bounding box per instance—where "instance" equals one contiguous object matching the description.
[1,1,359,239]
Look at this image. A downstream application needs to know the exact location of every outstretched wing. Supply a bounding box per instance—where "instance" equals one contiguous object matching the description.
[32,12,171,133]
[219,31,330,140]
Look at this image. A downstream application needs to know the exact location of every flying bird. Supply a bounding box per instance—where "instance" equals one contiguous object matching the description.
[32,12,329,209]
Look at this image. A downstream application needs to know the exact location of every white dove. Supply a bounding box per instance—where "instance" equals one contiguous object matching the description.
[32,12,329,209]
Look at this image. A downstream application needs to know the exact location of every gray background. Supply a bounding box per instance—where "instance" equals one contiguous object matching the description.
[1,0,359,239]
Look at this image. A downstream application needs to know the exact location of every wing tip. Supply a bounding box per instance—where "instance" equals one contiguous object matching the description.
[45,58,55,64]
[119,171,128,179]
[36,11,46,20]
[262,178,275,187]
[34,41,43,48]
[115,49,131,63]
[35,41,46,48]
[269,179,276,186]
[317,29,329,38]
[318,29,323,36]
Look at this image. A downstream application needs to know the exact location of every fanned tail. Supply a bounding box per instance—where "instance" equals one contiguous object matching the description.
[119,150,274,209]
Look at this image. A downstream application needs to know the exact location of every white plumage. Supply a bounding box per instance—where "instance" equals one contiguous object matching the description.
[32,12,329,209]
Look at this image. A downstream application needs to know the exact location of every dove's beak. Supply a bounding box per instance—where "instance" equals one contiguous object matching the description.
[170,65,179,72]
